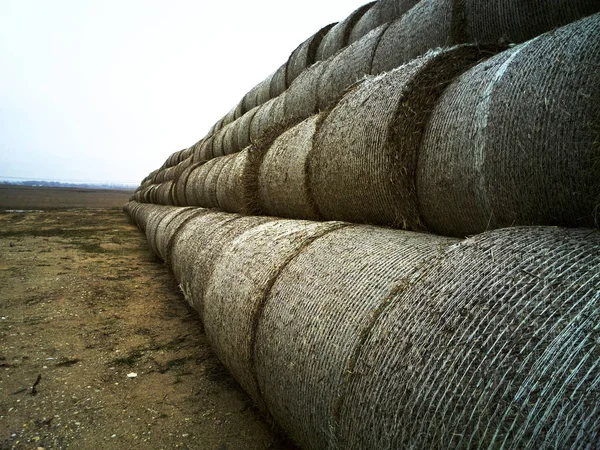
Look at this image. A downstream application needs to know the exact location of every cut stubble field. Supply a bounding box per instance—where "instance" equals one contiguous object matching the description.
[0,187,293,450]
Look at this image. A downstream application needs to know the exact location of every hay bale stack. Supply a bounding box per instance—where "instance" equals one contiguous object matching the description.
[269,63,288,99]
[349,0,419,44]
[236,106,259,153]
[316,23,389,111]
[418,14,600,237]
[257,115,321,220]
[242,72,274,114]
[171,212,276,313]
[286,24,335,87]
[216,147,264,215]
[282,60,329,126]
[465,0,600,45]
[248,96,287,147]
[185,159,218,206]
[202,220,348,411]
[173,161,204,206]
[315,2,376,61]
[254,225,457,449]
[173,156,193,180]
[135,203,172,233]
[337,226,600,449]
[311,45,494,229]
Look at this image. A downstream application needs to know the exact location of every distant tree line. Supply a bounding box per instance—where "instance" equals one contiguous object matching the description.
[1,180,136,190]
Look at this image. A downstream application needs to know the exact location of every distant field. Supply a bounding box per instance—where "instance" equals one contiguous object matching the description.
[0,184,135,209]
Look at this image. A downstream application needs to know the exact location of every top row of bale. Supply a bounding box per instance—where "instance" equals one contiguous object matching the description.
[150,0,599,174]
[134,12,600,237]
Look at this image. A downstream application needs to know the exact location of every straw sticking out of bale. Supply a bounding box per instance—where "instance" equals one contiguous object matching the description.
[316,23,389,111]
[316,2,376,61]
[254,225,456,449]
[349,0,419,44]
[258,115,321,220]
[337,226,600,449]
[202,220,348,411]
[417,14,600,236]
[311,45,496,229]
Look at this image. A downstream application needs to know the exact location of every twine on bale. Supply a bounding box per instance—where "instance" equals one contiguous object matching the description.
[257,115,322,220]
[253,225,457,450]
[154,207,207,263]
[144,206,192,258]
[203,156,231,208]
[316,23,390,111]
[202,220,348,412]
[349,0,419,44]
[417,13,600,237]
[215,154,238,211]
[337,226,600,449]
[315,2,376,62]
[311,45,498,229]
[286,23,335,87]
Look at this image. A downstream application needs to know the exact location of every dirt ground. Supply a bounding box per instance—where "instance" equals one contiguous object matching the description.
[0,195,295,449]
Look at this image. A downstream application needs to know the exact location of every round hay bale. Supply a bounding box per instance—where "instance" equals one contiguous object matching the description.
[171,212,276,311]
[185,158,218,206]
[236,106,259,152]
[282,60,329,125]
[156,180,175,205]
[269,63,288,99]
[173,155,193,180]
[136,203,162,231]
[215,153,237,210]
[197,136,215,162]
[173,161,204,206]
[242,73,274,113]
[337,226,600,449]
[233,101,244,121]
[138,204,172,237]
[203,220,348,410]
[465,0,600,45]
[202,155,230,208]
[222,106,237,128]
[316,2,376,61]
[190,139,206,163]
[254,226,456,449]
[170,210,241,284]
[222,121,238,155]
[217,147,264,215]
[349,0,419,44]
[417,14,600,237]
[286,23,335,86]
[145,205,184,257]
[154,207,206,263]
[211,126,227,158]
[372,0,455,74]
[258,115,321,220]
[248,96,287,147]
[311,45,495,229]
[316,23,389,111]
[161,208,209,266]
[148,184,160,204]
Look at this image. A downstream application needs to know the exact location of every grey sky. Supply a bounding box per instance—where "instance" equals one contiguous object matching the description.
[0,0,368,184]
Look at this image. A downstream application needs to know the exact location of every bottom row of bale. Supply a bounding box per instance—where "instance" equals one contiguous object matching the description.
[125,201,600,450]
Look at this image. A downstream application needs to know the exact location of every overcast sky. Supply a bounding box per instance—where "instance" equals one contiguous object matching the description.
[0,0,368,184]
